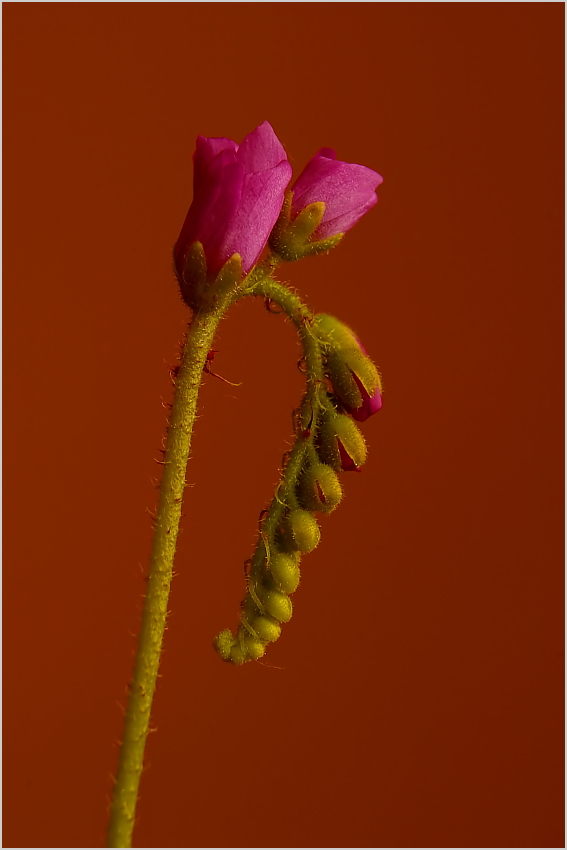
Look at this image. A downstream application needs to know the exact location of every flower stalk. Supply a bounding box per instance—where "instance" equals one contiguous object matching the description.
[107,300,229,848]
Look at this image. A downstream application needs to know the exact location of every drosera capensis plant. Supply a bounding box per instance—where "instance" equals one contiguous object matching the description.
[107,121,384,847]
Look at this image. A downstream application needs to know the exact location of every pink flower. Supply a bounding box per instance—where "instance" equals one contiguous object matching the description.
[174,122,292,279]
[290,148,383,239]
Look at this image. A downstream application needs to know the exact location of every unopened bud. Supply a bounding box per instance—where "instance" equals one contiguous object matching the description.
[299,463,343,513]
[260,588,293,623]
[328,347,380,408]
[213,628,236,662]
[251,615,282,643]
[269,553,301,594]
[244,636,266,660]
[314,314,382,420]
[284,509,321,553]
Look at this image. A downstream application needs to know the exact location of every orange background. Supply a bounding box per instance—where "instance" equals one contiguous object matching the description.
[3,4,564,848]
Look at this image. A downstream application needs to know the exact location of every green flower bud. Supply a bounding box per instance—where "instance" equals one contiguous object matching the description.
[298,463,343,513]
[261,588,293,623]
[284,508,321,553]
[325,349,364,408]
[269,553,301,594]
[314,314,381,410]
[244,636,266,660]
[325,348,382,410]
[213,628,236,662]
[319,412,367,471]
[251,615,282,643]
[326,347,380,409]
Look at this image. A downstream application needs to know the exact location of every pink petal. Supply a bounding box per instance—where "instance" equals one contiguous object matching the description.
[174,149,243,277]
[237,121,289,173]
[291,151,383,238]
[348,386,383,422]
[218,159,293,272]
[291,152,341,211]
[193,136,239,193]
[344,373,383,422]
[194,135,239,165]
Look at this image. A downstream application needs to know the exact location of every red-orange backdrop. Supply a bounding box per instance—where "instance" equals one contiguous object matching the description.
[3,4,564,849]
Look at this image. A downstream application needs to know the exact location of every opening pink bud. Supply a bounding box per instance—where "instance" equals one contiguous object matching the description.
[290,149,383,239]
[344,373,383,422]
[315,314,383,422]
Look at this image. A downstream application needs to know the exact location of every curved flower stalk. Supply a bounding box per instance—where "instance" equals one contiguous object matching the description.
[107,122,383,847]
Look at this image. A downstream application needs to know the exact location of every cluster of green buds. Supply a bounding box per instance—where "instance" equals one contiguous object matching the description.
[214,308,382,665]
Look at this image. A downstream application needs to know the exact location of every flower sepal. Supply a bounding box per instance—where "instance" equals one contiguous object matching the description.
[298,463,343,513]
[318,411,368,472]
[269,191,343,261]
[326,346,381,411]
[176,241,243,311]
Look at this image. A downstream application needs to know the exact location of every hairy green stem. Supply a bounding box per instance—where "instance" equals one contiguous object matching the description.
[107,302,228,848]
[231,276,332,629]
[108,262,328,834]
